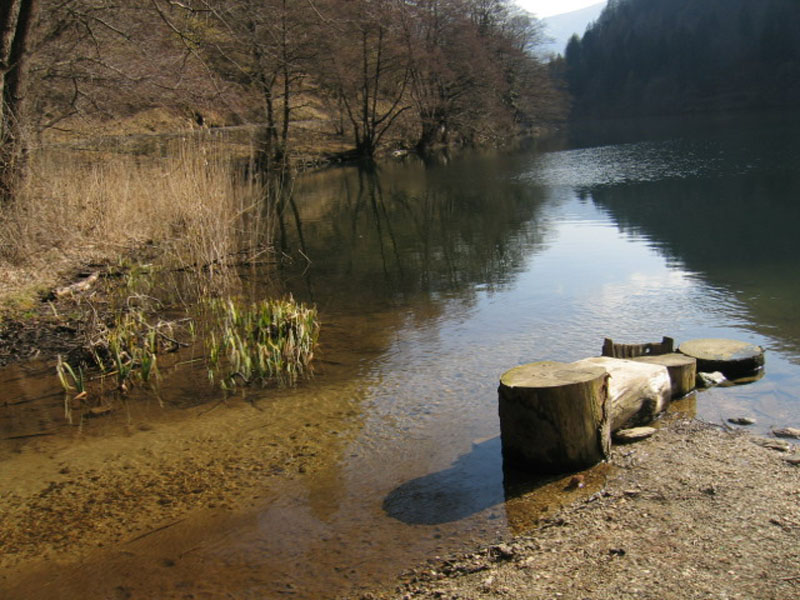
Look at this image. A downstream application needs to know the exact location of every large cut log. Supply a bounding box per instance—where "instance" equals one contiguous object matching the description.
[498,361,610,473]
[572,357,671,431]
[631,353,697,398]
[678,338,765,379]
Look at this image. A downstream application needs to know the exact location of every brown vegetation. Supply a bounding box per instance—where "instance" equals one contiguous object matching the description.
[0,0,566,312]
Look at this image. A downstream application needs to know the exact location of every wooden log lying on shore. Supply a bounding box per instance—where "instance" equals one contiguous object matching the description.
[53,272,100,298]
[631,353,697,398]
[678,338,765,379]
[498,361,611,473]
[572,357,671,432]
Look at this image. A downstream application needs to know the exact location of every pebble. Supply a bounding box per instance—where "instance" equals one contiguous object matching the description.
[613,427,657,443]
[784,453,800,466]
[728,417,756,426]
[752,438,791,452]
[565,475,585,490]
[772,427,800,439]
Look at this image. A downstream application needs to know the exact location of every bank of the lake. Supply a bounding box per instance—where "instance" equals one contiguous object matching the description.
[362,418,800,600]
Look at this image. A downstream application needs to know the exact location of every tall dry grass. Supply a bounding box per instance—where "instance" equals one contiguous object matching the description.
[0,137,277,301]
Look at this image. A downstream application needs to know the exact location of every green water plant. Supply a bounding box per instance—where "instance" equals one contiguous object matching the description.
[56,354,86,424]
[205,296,319,389]
[56,354,85,394]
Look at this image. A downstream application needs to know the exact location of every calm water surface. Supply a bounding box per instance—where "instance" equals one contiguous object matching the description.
[228,111,799,596]
[5,113,800,598]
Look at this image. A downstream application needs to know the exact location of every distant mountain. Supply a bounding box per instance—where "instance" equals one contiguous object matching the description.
[539,3,605,57]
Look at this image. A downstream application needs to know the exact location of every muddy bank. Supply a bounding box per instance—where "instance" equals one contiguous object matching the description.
[359,419,800,600]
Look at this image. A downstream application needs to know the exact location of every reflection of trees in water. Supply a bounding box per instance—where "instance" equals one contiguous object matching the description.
[281,158,553,309]
[590,167,800,356]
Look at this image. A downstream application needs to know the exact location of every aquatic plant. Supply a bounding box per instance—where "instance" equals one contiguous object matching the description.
[56,354,85,394]
[205,296,319,389]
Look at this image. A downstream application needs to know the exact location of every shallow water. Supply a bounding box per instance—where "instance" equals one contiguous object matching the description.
[3,111,800,598]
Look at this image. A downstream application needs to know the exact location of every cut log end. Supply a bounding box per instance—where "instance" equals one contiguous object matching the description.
[678,338,764,379]
[498,361,610,473]
[631,353,697,398]
[500,361,608,389]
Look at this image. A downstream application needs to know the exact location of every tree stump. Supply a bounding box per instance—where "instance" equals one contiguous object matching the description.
[631,353,697,398]
[602,336,674,358]
[678,338,764,379]
[498,361,610,473]
[572,357,671,431]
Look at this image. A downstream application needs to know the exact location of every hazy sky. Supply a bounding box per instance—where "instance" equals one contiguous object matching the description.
[515,1,604,18]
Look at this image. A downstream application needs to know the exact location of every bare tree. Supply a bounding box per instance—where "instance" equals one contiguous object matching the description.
[315,0,411,159]
[1,0,39,203]
[160,0,320,170]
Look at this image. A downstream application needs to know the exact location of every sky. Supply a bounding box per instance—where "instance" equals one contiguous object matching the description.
[515,0,604,18]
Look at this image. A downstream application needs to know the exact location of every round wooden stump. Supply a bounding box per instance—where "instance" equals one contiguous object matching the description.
[498,361,610,473]
[631,353,697,398]
[678,338,764,379]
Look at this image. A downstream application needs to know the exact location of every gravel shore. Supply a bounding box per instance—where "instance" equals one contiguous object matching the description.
[360,419,800,600]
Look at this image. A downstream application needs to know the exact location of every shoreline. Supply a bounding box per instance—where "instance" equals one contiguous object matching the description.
[358,418,799,600]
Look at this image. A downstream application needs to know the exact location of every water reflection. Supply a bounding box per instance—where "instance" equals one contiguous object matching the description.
[281,158,554,309]
[590,169,800,360]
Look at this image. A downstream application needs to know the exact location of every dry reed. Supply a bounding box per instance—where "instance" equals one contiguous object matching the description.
[0,136,275,301]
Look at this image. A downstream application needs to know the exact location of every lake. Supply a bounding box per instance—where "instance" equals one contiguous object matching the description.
[262,110,800,595]
[3,111,799,598]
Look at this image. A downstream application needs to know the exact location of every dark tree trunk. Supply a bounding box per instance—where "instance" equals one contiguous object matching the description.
[1,0,38,203]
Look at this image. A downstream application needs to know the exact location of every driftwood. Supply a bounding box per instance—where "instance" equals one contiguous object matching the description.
[53,272,100,298]
[572,357,671,431]
[498,361,610,473]
[602,336,674,359]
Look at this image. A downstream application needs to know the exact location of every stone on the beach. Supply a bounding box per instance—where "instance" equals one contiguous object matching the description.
[752,438,791,452]
[728,417,756,426]
[784,453,800,466]
[697,371,726,388]
[613,426,657,443]
[772,427,800,439]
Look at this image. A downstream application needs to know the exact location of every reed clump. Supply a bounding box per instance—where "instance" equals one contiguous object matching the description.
[0,135,274,303]
[205,296,320,389]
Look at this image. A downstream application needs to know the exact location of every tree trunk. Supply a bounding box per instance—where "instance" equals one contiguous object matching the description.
[572,357,671,431]
[1,0,38,203]
[498,361,610,473]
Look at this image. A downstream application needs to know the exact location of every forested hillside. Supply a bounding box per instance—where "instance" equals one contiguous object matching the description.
[1,0,566,193]
[564,0,800,118]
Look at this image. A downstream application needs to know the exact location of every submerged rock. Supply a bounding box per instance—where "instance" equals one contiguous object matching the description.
[728,417,756,426]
